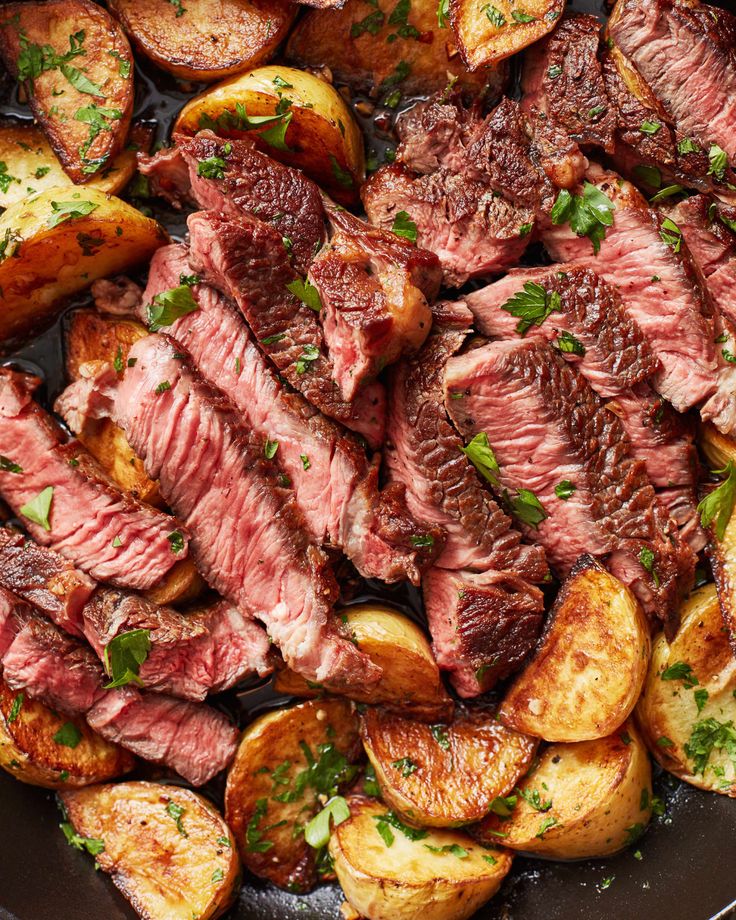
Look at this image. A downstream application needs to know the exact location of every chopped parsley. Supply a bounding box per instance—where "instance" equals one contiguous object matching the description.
[550,182,615,254]
[7,692,24,724]
[694,688,710,714]
[47,198,99,228]
[0,161,18,194]
[708,144,729,181]
[659,217,683,253]
[554,480,576,500]
[147,285,199,331]
[19,485,54,530]
[511,9,537,22]
[640,120,661,135]
[53,722,82,748]
[103,628,152,689]
[661,661,698,688]
[304,795,350,848]
[535,815,559,839]
[677,137,700,155]
[516,786,552,812]
[488,794,518,818]
[556,330,585,355]
[0,456,22,473]
[391,210,417,242]
[350,8,385,37]
[392,757,417,777]
[373,810,428,847]
[197,156,228,179]
[168,0,187,16]
[295,344,320,375]
[430,724,450,751]
[684,718,736,774]
[108,49,130,79]
[638,546,660,587]
[437,0,450,27]
[410,533,434,548]
[166,801,188,837]
[155,380,171,395]
[264,439,279,459]
[482,4,506,26]
[460,432,500,486]
[60,822,105,856]
[167,530,185,553]
[300,454,311,471]
[425,843,468,858]
[697,459,736,539]
[500,282,562,335]
[509,488,548,529]
[75,104,122,172]
[286,279,322,312]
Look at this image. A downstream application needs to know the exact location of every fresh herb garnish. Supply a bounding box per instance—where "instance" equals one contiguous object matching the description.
[7,692,24,724]
[147,285,199,331]
[640,120,661,135]
[516,786,552,812]
[694,688,709,713]
[509,488,548,529]
[554,480,576,500]
[677,137,700,155]
[19,486,54,530]
[460,432,500,486]
[550,182,615,254]
[488,794,517,818]
[708,144,729,181]
[697,459,736,539]
[60,822,105,856]
[556,330,585,355]
[511,9,536,22]
[684,718,736,774]
[53,722,82,748]
[304,796,350,848]
[482,4,506,26]
[286,279,322,312]
[167,530,185,554]
[0,456,22,473]
[661,661,699,688]
[535,815,559,839]
[373,810,428,847]
[436,0,450,27]
[103,628,152,689]
[350,8,385,37]
[638,546,660,587]
[47,198,98,228]
[430,724,450,751]
[392,757,417,777]
[197,155,228,179]
[424,843,468,857]
[410,534,434,548]
[264,439,279,459]
[659,217,682,253]
[500,282,562,335]
[166,801,188,837]
[391,210,417,242]
[295,344,320,374]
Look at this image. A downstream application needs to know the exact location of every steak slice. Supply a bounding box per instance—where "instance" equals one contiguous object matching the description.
[0,527,95,638]
[186,210,386,448]
[444,338,694,635]
[0,585,30,658]
[541,165,718,414]
[0,368,189,590]
[82,589,273,701]
[86,687,238,786]
[521,14,615,152]
[141,244,441,584]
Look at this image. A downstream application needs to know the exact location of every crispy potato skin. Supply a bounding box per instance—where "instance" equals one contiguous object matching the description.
[499,557,650,742]
[361,706,537,827]
[473,723,652,859]
[636,584,736,796]
[330,796,512,920]
[0,186,166,348]
[224,699,361,892]
[450,0,564,70]
[174,66,365,206]
[285,0,505,96]
[61,782,240,920]
[0,0,134,183]
[107,0,296,82]
[274,605,453,722]
[699,422,736,471]
[0,678,134,788]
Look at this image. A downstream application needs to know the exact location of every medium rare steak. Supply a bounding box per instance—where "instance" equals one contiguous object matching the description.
[0,368,189,590]
[141,245,441,584]
[186,210,386,448]
[0,528,95,637]
[444,338,693,635]
[0,585,29,658]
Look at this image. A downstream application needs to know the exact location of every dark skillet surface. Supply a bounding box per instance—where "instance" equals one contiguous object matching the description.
[1,0,735,918]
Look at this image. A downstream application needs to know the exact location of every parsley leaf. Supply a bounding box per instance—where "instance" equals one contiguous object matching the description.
[167,530,185,553]
[53,722,82,748]
[19,485,54,530]
[516,786,552,812]
[350,9,385,36]
[509,488,548,529]
[677,137,700,155]
[639,546,660,587]
[659,217,683,253]
[392,757,417,777]
[304,796,350,848]
[437,0,450,27]
[640,120,661,135]
[391,210,417,242]
[424,843,468,857]
[556,330,585,355]
[684,718,736,774]
[0,456,23,473]
[7,692,24,724]
[264,439,279,459]
[103,628,152,689]
[147,285,199,331]
[554,480,575,500]
[708,144,729,181]
[60,822,105,856]
[373,811,428,846]
[697,460,736,539]
[460,432,500,486]
[694,688,710,713]
[482,4,506,26]
[166,801,188,837]
[47,199,99,228]
[295,344,320,374]
[512,9,537,22]
[488,794,518,818]
[286,279,322,312]
[661,661,699,688]
[197,155,228,179]
[535,815,559,838]
[550,182,615,254]
[500,282,562,335]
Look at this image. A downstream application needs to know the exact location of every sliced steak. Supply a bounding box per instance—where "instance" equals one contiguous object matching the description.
[186,210,385,448]
[87,687,238,786]
[82,589,273,701]
[137,145,192,208]
[0,585,30,658]
[444,338,694,634]
[0,527,95,637]
[422,568,545,697]
[541,165,718,414]
[91,276,144,317]
[0,368,189,589]
[521,14,615,152]
[141,244,440,584]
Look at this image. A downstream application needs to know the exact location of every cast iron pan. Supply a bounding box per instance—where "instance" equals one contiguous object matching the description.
[1,1,735,918]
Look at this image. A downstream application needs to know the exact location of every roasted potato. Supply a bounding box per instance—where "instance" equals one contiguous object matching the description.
[0,0,134,183]
[285,0,504,98]
[0,186,166,347]
[107,0,295,83]
[450,0,564,71]
[224,698,361,892]
[0,677,134,788]
[499,557,650,742]
[473,723,653,859]
[699,421,736,471]
[636,584,736,796]
[330,796,512,920]
[274,604,453,722]
[174,65,365,205]
[361,705,537,827]
[60,782,239,920]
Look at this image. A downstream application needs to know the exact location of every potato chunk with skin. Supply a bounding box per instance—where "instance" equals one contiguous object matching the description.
[361,705,537,827]
[174,66,365,206]
[636,584,736,796]
[0,186,166,347]
[0,0,134,183]
[450,0,564,70]
[330,796,512,920]
[0,677,134,789]
[60,782,240,920]
[274,604,453,722]
[107,0,296,83]
[473,723,653,858]
[499,556,650,742]
[224,698,361,892]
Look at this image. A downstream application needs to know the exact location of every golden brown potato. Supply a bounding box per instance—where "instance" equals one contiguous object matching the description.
[174,65,365,205]
[473,723,653,858]
[0,186,166,347]
[60,782,240,920]
[0,0,134,183]
[699,421,736,471]
[224,698,362,892]
[499,557,650,742]
[142,557,205,607]
[361,705,537,827]
[330,796,512,920]
[450,0,564,70]
[0,677,134,788]
[107,0,295,82]
[636,584,736,796]
[285,0,504,97]
[274,604,453,722]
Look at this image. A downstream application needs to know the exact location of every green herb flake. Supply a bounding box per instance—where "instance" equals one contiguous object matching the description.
[661,661,699,688]
[640,120,662,135]
[556,330,585,355]
[482,4,506,26]
[351,9,385,36]
[47,199,99,228]
[511,9,536,22]
[197,155,228,180]
[517,786,552,812]
[488,794,517,818]
[147,285,199,331]
[554,480,576,500]
[391,210,417,242]
[286,279,322,312]
[535,815,558,839]
[168,530,185,554]
[295,344,320,375]
[304,795,350,848]
[7,692,24,724]
[424,843,469,857]
[547,64,562,79]
[677,137,700,155]
[392,757,417,777]
[659,217,683,253]
[694,688,709,713]
[649,184,685,204]
[633,164,662,188]
[656,735,674,748]
[19,486,54,531]
[103,628,152,689]
[638,546,660,587]
[509,488,548,529]
[166,801,188,837]
[53,722,82,748]
[708,144,729,181]
[684,718,736,774]
[550,182,615,254]
[437,0,450,28]
[155,380,171,395]
[264,439,279,459]
[60,822,105,856]
[430,724,450,751]
[410,533,434,549]
[500,282,562,335]
[211,868,224,883]
[460,432,500,487]
[697,459,736,539]
[0,456,22,474]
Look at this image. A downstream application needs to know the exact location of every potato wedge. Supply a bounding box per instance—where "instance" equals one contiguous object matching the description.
[107,0,295,83]
[274,604,453,722]
[450,0,564,71]
[174,66,365,206]
[699,420,736,471]
[361,705,537,827]
[499,557,650,742]
[636,584,736,796]
[0,677,134,788]
[330,796,511,920]
[0,186,166,347]
[473,723,653,858]
[0,0,134,183]
[143,557,205,607]
[224,698,361,892]
[60,782,239,920]
[285,0,504,97]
